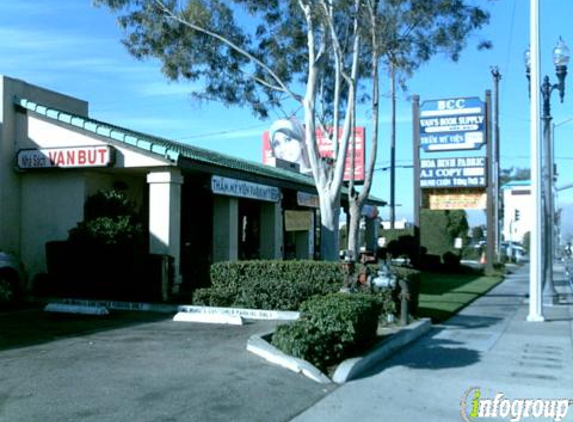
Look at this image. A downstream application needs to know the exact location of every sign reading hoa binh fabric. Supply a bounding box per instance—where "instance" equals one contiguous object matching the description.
[17,146,114,169]
[211,176,280,202]
[420,157,487,189]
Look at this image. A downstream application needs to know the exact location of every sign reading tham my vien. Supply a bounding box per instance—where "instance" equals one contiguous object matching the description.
[419,97,485,152]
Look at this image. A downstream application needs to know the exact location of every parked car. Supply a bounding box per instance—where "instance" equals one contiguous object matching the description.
[0,252,27,304]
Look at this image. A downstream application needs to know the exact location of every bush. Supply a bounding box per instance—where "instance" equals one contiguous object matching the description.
[271,293,381,372]
[196,260,420,318]
[194,260,343,310]
[48,189,148,300]
[68,216,143,248]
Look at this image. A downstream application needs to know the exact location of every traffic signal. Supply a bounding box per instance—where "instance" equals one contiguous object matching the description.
[514,209,520,221]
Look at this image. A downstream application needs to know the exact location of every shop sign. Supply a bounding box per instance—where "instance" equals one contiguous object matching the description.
[419,97,485,152]
[17,145,113,169]
[420,156,486,189]
[211,176,280,202]
[424,190,487,210]
[285,210,312,231]
[297,192,320,208]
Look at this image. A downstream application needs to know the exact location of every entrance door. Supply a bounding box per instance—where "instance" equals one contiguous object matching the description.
[238,199,261,260]
[181,179,213,291]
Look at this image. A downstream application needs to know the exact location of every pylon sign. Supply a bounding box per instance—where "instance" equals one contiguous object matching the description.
[419,97,485,152]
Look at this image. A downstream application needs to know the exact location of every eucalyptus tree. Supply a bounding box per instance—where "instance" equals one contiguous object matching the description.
[94,0,492,260]
[344,0,492,259]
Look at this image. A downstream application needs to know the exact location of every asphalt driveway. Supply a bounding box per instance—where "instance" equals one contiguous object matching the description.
[0,307,335,422]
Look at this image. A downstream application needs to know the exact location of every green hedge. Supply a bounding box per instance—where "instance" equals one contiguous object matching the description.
[193,260,421,316]
[193,260,343,311]
[271,293,382,372]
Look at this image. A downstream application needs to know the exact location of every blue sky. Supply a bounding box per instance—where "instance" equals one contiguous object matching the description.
[2,0,573,226]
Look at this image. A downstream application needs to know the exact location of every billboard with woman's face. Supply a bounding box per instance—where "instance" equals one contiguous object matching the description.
[262,119,365,181]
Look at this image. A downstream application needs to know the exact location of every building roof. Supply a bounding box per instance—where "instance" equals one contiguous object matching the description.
[15,96,386,206]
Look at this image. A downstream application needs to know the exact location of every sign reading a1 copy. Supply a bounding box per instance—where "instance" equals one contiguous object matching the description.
[420,156,487,189]
[419,97,485,152]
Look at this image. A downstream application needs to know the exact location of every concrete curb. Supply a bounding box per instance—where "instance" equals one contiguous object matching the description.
[332,318,432,383]
[31,297,300,321]
[247,331,331,384]
[247,318,432,385]
[44,302,109,315]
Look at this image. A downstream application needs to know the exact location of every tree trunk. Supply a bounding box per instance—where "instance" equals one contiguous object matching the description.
[347,198,362,261]
[319,191,341,261]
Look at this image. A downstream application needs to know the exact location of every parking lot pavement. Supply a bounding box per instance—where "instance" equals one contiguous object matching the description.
[0,308,336,422]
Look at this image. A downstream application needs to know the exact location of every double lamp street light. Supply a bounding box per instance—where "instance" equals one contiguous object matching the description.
[525,36,570,305]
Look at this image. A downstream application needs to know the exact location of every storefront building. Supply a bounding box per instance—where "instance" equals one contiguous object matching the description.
[0,76,382,299]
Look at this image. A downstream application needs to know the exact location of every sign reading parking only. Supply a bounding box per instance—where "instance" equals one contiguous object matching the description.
[419,97,485,152]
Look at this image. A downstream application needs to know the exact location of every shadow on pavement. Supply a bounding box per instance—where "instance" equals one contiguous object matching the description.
[353,328,482,380]
[440,314,504,329]
[0,304,171,351]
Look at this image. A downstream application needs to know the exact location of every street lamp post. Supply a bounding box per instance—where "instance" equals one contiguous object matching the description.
[525,36,570,305]
[553,118,573,256]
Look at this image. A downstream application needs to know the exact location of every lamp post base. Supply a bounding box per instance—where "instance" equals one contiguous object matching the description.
[542,278,560,306]
[527,313,545,322]
[542,291,560,306]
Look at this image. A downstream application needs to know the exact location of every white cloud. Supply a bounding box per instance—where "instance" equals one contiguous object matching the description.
[136,82,200,98]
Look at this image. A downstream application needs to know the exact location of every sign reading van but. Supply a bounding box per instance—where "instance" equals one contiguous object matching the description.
[419,97,485,152]
[17,146,114,169]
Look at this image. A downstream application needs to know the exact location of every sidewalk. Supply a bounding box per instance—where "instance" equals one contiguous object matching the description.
[289,263,573,422]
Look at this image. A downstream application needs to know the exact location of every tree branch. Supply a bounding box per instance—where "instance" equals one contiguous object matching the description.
[154,0,303,102]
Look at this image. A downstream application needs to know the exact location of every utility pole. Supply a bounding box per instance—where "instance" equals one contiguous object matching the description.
[527,0,544,322]
[390,63,397,228]
[485,90,495,274]
[491,67,502,261]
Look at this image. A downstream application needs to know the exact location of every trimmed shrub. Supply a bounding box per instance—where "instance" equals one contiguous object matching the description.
[48,189,148,300]
[194,260,343,310]
[196,260,420,317]
[271,293,382,372]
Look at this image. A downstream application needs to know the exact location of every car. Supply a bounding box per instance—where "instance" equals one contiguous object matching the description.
[0,252,27,304]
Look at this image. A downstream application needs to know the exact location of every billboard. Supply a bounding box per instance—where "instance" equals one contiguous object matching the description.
[262,120,365,182]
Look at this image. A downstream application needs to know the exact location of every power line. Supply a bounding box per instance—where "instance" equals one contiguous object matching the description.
[175,124,268,141]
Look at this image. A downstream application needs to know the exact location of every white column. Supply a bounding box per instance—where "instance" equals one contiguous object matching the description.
[147,169,183,289]
[528,0,544,322]
[212,196,239,262]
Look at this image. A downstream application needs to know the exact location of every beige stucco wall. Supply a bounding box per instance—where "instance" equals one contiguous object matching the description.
[20,171,147,279]
[20,173,86,277]
[0,75,175,282]
[1,75,88,256]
